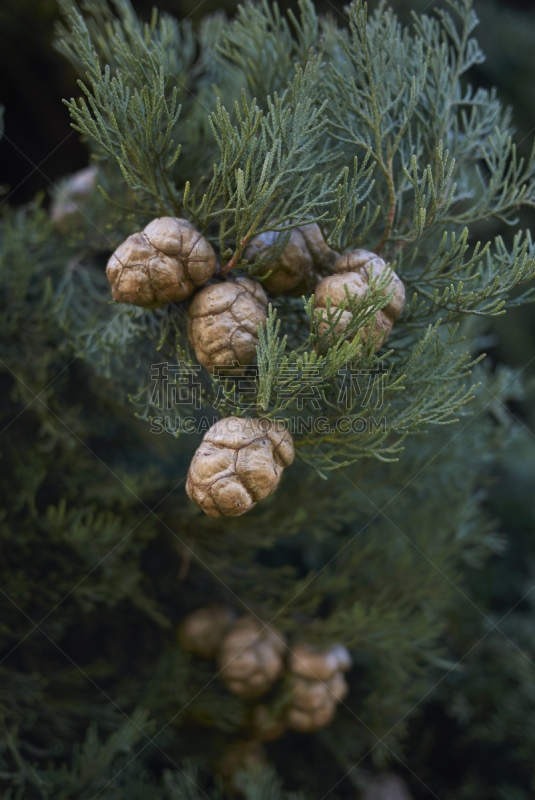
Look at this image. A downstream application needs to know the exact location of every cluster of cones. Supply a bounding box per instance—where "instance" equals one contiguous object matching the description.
[103,215,404,519]
[178,606,352,736]
[105,216,404,376]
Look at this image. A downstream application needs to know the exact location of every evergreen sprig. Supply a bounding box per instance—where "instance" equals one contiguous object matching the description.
[54,0,535,474]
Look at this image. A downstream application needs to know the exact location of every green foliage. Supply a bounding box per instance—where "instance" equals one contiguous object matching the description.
[0,184,521,798]
[189,62,332,269]
[2,0,535,799]
[56,0,195,217]
[53,0,535,476]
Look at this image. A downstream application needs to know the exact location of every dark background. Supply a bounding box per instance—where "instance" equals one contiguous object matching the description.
[2,2,535,795]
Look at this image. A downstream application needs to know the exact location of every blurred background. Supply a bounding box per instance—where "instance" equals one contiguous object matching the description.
[2,0,535,795]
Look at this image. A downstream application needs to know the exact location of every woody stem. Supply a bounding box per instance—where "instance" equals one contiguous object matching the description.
[219,233,252,278]
[375,157,396,255]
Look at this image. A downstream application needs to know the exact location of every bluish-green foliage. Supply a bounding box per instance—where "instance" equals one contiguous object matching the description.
[2,1,535,799]
[54,0,535,467]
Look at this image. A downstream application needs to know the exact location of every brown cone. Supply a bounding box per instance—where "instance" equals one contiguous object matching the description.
[217,616,286,698]
[50,166,97,233]
[186,417,294,518]
[286,643,352,733]
[314,249,405,349]
[245,222,336,295]
[177,606,236,658]
[106,217,216,309]
[187,276,268,375]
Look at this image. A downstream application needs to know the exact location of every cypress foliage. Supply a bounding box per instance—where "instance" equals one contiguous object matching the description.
[1,1,535,798]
